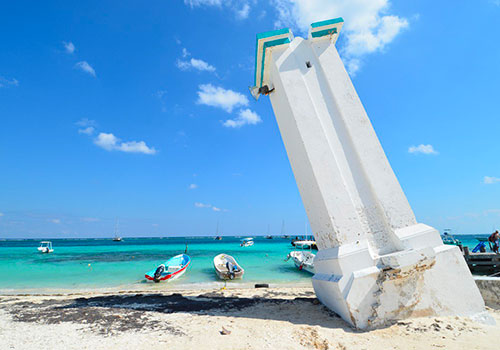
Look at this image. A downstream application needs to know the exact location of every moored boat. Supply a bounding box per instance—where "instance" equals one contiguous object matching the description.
[441,231,461,246]
[145,254,191,283]
[213,254,244,280]
[37,241,53,253]
[286,250,315,274]
[240,237,254,247]
[292,240,317,250]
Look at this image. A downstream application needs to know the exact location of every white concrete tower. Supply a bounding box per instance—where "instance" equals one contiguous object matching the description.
[251,18,491,329]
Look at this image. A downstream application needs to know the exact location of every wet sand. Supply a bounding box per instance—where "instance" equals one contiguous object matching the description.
[0,286,499,350]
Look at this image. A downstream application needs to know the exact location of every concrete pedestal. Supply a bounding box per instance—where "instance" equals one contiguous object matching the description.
[252,18,492,329]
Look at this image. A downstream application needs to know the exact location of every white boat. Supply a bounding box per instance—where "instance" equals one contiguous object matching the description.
[286,250,315,274]
[291,221,317,249]
[112,218,122,242]
[213,254,244,280]
[37,241,53,253]
[240,237,254,247]
[292,240,317,250]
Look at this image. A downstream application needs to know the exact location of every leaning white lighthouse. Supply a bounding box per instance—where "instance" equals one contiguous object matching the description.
[251,18,491,329]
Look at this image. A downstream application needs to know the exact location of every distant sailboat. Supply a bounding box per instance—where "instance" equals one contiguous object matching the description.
[214,221,222,240]
[280,220,289,239]
[265,224,273,239]
[112,218,122,242]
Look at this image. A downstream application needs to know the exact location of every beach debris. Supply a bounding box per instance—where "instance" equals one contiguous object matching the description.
[220,326,231,335]
[254,283,269,288]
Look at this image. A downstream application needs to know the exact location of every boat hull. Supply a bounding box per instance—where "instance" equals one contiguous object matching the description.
[145,254,191,282]
[289,251,315,274]
[213,254,244,280]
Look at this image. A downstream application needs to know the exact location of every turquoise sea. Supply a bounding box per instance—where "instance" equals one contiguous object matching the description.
[0,234,489,293]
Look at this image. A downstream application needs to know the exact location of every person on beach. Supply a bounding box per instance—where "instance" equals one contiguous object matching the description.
[488,230,500,253]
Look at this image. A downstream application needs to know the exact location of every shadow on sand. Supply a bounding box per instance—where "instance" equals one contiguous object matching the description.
[5,291,359,334]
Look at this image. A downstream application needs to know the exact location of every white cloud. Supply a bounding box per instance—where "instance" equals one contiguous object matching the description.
[177,58,216,72]
[76,118,97,135]
[0,212,4,217]
[197,84,248,113]
[0,76,19,88]
[75,61,96,77]
[63,41,75,54]
[194,202,225,212]
[189,184,198,190]
[195,202,212,208]
[94,133,118,151]
[49,219,61,224]
[223,108,262,128]
[182,48,190,58]
[184,0,223,7]
[237,4,250,19]
[78,126,95,135]
[271,0,409,74]
[484,176,500,184]
[408,144,438,155]
[182,1,252,20]
[94,132,157,155]
[76,118,96,127]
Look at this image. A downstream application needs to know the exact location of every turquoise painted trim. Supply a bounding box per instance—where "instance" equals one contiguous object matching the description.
[258,37,290,87]
[256,28,290,40]
[310,17,344,29]
[254,29,291,87]
[311,27,338,38]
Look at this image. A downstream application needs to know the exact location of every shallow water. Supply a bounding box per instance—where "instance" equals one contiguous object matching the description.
[0,236,314,292]
[0,234,489,292]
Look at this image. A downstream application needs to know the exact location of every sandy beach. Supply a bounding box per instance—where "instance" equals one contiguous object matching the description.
[1,285,499,350]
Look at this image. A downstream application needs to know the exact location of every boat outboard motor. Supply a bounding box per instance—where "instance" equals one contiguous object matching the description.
[153,264,165,282]
[226,261,236,280]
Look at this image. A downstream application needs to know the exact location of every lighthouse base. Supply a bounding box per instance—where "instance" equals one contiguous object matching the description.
[312,224,494,329]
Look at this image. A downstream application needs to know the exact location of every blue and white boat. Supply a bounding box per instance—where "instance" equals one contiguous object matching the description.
[145,254,191,283]
[37,241,53,253]
[240,238,254,247]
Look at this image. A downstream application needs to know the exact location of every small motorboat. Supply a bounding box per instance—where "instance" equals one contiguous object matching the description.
[286,250,315,274]
[37,241,53,254]
[292,240,318,250]
[145,254,191,283]
[213,254,244,280]
[240,237,254,247]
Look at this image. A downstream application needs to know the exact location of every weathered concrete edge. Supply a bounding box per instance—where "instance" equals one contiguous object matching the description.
[475,276,500,304]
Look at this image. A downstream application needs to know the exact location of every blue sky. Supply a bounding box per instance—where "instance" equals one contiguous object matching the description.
[1,0,500,238]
